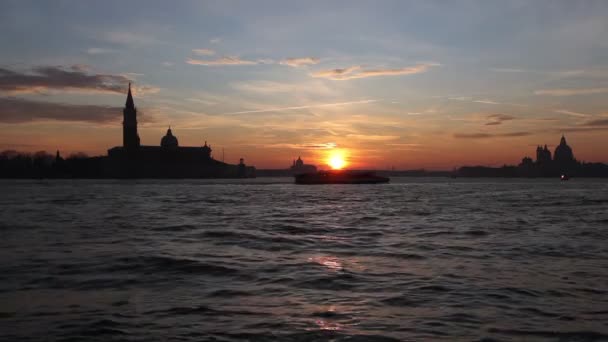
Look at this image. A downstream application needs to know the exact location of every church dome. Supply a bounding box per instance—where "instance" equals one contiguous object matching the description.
[161,128,179,148]
[554,135,574,163]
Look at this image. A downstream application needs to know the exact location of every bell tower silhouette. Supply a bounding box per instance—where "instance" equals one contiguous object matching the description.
[123,83,140,149]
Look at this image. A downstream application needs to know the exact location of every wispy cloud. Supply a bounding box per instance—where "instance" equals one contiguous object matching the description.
[187,56,258,66]
[232,80,336,96]
[311,66,359,80]
[220,99,378,115]
[192,48,215,56]
[0,65,132,94]
[346,134,400,141]
[535,87,608,96]
[554,115,608,133]
[405,106,438,115]
[555,109,592,118]
[70,64,91,72]
[485,114,516,126]
[474,99,501,105]
[232,81,298,93]
[454,131,531,139]
[490,67,608,79]
[186,98,218,105]
[129,85,160,96]
[387,143,422,147]
[557,127,608,133]
[311,63,438,80]
[185,91,251,107]
[447,96,525,107]
[448,96,501,105]
[280,57,320,67]
[448,96,473,101]
[86,47,114,55]
[264,142,337,149]
[583,118,608,126]
[490,68,586,77]
[257,59,275,65]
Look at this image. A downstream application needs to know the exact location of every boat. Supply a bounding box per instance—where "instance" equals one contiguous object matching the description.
[294,170,390,184]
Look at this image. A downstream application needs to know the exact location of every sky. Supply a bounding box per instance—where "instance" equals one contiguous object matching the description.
[1,0,608,170]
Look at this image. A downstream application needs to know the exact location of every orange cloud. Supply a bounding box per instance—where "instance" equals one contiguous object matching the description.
[280,57,320,67]
[311,63,438,80]
[187,56,258,66]
[345,134,400,141]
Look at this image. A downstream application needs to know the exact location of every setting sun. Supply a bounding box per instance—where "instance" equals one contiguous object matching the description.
[327,150,348,170]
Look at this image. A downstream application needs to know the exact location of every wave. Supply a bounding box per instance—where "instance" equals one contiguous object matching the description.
[488,328,608,340]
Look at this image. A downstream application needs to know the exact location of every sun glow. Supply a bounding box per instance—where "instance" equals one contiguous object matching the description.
[327,149,348,170]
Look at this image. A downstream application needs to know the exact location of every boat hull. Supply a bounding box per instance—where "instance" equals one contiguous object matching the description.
[294,171,390,184]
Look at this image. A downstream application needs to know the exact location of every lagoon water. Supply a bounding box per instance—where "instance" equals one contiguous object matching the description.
[1,178,607,341]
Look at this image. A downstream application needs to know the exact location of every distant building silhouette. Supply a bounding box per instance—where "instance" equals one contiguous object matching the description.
[535,145,552,165]
[289,156,316,175]
[106,84,255,178]
[518,135,579,176]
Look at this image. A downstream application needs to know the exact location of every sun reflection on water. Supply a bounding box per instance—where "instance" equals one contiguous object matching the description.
[308,255,343,271]
[308,254,366,273]
[314,319,343,331]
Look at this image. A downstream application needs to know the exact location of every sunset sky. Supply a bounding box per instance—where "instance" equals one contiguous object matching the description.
[1,1,608,169]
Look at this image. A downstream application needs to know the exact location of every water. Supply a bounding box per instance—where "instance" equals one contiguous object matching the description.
[1,178,607,341]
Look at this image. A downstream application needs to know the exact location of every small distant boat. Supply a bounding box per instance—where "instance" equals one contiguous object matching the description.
[561,174,570,181]
[294,170,390,184]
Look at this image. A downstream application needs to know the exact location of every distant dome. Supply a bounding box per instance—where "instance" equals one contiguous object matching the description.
[295,156,304,167]
[202,141,211,151]
[161,128,179,148]
[554,135,574,163]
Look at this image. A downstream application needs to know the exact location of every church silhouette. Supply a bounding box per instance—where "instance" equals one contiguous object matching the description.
[106,84,254,178]
[518,135,579,177]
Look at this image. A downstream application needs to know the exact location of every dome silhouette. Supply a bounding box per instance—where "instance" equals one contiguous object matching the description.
[554,135,574,163]
[160,128,179,148]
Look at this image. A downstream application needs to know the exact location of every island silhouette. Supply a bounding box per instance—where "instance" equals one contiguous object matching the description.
[1,84,255,178]
[454,135,608,178]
